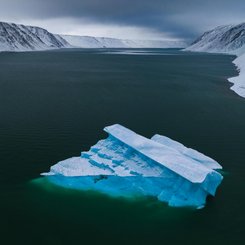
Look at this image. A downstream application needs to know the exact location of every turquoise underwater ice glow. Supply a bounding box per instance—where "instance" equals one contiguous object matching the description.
[42,124,223,208]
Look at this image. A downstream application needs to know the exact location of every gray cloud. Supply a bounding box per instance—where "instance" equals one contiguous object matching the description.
[0,0,245,39]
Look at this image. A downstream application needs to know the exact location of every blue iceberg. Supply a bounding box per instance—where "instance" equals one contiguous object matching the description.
[42,124,223,208]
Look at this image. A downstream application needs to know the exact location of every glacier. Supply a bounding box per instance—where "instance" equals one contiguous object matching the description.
[185,23,245,98]
[42,124,223,208]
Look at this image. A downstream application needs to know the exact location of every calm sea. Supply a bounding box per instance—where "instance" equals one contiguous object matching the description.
[0,49,244,244]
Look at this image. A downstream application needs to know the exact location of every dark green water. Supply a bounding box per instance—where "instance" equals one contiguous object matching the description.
[0,49,244,245]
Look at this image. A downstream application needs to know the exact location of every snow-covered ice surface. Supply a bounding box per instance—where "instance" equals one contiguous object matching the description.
[185,23,245,98]
[151,134,222,170]
[42,124,223,208]
[228,53,245,98]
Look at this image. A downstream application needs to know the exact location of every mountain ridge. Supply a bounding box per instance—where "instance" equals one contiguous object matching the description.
[0,21,187,52]
[185,23,245,55]
[0,21,70,51]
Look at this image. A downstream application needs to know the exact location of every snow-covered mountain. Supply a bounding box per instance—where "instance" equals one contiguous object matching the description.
[0,22,70,52]
[185,23,245,54]
[185,23,245,98]
[60,34,187,48]
[0,21,187,52]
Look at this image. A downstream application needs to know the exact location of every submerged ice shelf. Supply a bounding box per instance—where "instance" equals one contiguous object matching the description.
[42,124,223,208]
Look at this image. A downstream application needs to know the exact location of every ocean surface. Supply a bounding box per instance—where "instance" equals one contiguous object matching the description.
[0,49,244,245]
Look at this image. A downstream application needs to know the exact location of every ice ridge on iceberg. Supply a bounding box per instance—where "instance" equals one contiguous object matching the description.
[42,124,223,208]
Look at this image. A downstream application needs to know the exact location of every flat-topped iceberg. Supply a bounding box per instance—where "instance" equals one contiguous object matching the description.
[42,124,223,208]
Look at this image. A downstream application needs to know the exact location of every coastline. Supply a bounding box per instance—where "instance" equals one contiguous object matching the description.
[2,46,244,98]
[184,48,245,99]
[228,53,245,98]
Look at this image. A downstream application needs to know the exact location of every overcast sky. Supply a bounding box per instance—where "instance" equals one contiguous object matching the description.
[0,0,244,40]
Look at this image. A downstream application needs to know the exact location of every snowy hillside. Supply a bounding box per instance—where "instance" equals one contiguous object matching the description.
[185,23,245,54]
[185,23,245,98]
[0,22,70,51]
[60,34,187,48]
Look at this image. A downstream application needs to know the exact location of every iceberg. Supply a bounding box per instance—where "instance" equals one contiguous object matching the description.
[42,124,223,208]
